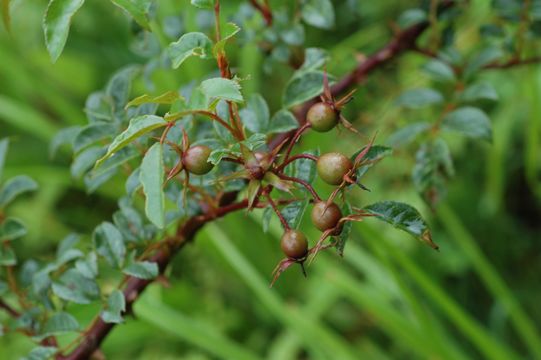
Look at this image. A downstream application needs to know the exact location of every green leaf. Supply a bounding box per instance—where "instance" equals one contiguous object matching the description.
[299,48,329,73]
[335,202,352,256]
[21,346,57,360]
[0,175,38,207]
[268,109,298,134]
[422,60,456,83]
[101,290,126,324]
[464,47,503,78]
[351,145,392,180]
[73,123,116,153]
[0,138,8,182]
[397,8,427,28]
[285,149,319,184]
[441,107,492,141]
[214,22,241,55]
[52,269,100,304]
[283,71,327,108]
[96,115,167,168]
[49,126,80,158]
[387,122,431,147]
[412,139,454,206]
[363,201,438,249]
[75,252,98,279]
[2,0,11,31]
[281,200,309,230]
[190,0,213,9]
[43,0,86,63]
[0,246,16,266]
[240,94,269,133]
[395,88,444,109]
[71,146,105,179]
[167,32,213,69]
[43,312,79,336]
[460,83,499,103]
[93,222,126,268]
[122,261,159,279]
[0,217,27,241]
[200,78,243,104]
[106,65,140,120]
[301,0,335,29]
[140,143,165,228]
[111,0,152,30]
[126,91,184,108]
[90,147,138,179]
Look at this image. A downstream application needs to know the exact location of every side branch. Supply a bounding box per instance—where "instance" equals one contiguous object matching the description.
[60,4,454,358]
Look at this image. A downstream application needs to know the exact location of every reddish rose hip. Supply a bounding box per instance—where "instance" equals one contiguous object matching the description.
[183,145,214,175]
[311,201,342,231]
[280,230,308,259]
[307,102,338,132]
[316,152,353,185]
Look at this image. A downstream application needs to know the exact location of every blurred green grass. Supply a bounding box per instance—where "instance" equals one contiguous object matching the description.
[1,0,541,359]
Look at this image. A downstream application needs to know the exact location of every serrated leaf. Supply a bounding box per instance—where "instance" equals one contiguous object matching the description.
[395,88,444,109]
[106,66,140,120]
[268,109,298,134]
[140,143,165,228]
[240,94,269,133]
[283,71,327,108]
[43,0,86,63]
[301,0,335,29]
[111,0,151,30]
[0,175,38,207]
[21,346,57,360]
[441,107,492,141]
[0,138,8,182]
[96,115,167,167]
[200,78,243,103]
[122,261,158,279]
[43,312,79,336]
[351,145,392,180]
[422,60,456,83]
[167,32,213,69]
[93,222,126,268]
[90,147,138,179]
[363,201,438,249]
[387,122,431,147]
[281,200,309,230]
[190,0,213,9]
[214,22,241,55]
[460,83,499,102]
[126,91,184,108]
[52,269,100,304]
[101,290,126,323]
[299,48,329,73]
[73,123,116,153]
[71,146,105,179]
[0,218,27,241]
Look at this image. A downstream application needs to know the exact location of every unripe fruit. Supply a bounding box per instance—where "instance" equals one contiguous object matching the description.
[183,145,214,175]
[280,230,308,259]
[307,102,338,132]
[316,152,353,185]
[311,201,342,231]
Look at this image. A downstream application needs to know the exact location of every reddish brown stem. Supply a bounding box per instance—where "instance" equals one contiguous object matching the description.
[249,0,273,26]
[266,193,290,230]
[0,298,19,318]
[276,172,321,202]
[282,122,311,164]
[276,153,318,172]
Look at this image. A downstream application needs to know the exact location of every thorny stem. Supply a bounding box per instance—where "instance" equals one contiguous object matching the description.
[58,3,458,358]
